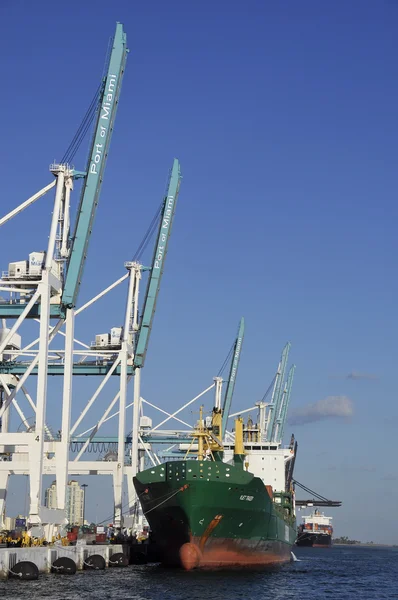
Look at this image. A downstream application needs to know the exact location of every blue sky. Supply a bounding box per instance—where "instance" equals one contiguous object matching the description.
[1,0,398,542]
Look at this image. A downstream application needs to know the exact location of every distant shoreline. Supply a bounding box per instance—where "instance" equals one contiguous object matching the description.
[332,543,397,548]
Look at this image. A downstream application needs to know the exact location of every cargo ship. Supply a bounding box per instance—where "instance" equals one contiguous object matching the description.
[133,406,298,570]
[296,509,333,547]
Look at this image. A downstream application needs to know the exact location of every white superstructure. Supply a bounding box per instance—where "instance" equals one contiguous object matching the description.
[302,509,333,529]
[223,443,294,491]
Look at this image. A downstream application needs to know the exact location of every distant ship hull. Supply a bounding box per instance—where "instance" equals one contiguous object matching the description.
[296,509,333,548]
[134,460,296,570]
[296,532,332,547]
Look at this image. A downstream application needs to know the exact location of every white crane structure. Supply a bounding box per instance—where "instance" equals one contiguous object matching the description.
[0,23,182,537]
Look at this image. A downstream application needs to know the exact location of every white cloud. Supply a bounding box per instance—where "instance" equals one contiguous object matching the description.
[288,395,354,426]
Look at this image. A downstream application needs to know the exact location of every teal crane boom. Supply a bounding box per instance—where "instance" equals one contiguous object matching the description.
[276,363,296,443]
[61,23,128,308]
[221,317,245,436]
[267,341,291,441]
[133,159,182,368]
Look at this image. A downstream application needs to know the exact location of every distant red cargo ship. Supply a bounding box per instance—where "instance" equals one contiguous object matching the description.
[296,509,333,547]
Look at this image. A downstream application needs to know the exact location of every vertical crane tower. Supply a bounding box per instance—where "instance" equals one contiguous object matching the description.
[0,23,186,532]
[56,25,127,520]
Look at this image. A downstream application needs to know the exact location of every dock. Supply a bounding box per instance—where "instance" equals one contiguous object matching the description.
[0,543,125,579]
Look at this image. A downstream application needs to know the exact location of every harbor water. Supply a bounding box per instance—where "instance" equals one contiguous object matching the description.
[0,545,396,600]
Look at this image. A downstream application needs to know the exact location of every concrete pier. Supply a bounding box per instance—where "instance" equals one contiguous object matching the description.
[0,544,125,579]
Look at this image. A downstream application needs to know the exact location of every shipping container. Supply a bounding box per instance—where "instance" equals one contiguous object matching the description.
[28,252,46,276]
[110,327,122,345]
[8,260,28,278]
[95,334,110,347]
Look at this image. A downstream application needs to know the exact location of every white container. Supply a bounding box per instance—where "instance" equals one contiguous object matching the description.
[110,327,122,345]
[140,416,153,429]
[8,260,28,278]
[29,251,46,276]
[95,334,110,347]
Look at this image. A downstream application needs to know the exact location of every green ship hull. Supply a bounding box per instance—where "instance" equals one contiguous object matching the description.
[134,459,296,570]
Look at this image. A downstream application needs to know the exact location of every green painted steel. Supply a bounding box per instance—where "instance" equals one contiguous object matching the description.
[134,159,182,368]
[135,460,296,549]
[0,363,133,376]
[221,317,245,435]
[0,304,64,319]
[62,23,128,308]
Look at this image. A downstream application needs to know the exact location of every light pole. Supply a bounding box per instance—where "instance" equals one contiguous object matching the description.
[81,484,88,526]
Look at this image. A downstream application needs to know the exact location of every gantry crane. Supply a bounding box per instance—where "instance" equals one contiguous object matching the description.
[0,23,128,527]
[58,158,182,526]
[0,22,184,532]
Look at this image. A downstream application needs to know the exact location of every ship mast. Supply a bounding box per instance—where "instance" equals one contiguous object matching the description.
[184,405,224,461]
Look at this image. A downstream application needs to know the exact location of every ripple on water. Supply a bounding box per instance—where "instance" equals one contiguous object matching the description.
[0,547,397,600]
